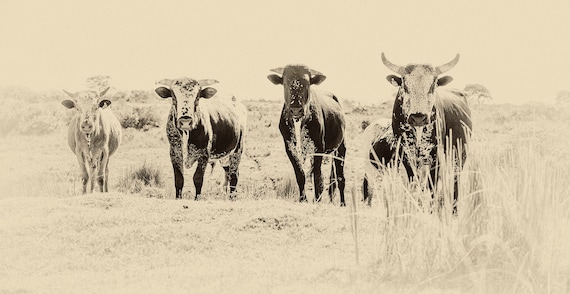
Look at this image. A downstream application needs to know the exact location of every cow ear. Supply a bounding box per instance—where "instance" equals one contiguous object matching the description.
[267,74,283,85]
[99,99,111,108]
[61,100,76,109]
[99,87,110,97]
[155,87,172,98]
[310,74,327,85]
[386,75,402,87]
[437,76,453,87]
[199,87,217,99]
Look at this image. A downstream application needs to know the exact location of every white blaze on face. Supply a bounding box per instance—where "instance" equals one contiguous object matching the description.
[171,80,200,122]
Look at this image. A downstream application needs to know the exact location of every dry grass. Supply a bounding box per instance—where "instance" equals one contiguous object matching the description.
[0,92,569,293]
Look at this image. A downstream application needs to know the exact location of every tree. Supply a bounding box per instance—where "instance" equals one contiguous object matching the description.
[464,83,492,106]
[85,75,113,92]
[555,90,570,104]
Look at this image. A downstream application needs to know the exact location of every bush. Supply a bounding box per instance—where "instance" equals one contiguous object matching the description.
[117,162,164,194]
[117,105,161,131]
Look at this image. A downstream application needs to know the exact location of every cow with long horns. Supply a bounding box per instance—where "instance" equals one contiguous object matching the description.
[61,88,122,194]
[363,53,472,214]
[155,78,247,200]
[268,64,347,206]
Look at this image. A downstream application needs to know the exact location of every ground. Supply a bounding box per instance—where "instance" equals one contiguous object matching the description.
[1,95,569,293]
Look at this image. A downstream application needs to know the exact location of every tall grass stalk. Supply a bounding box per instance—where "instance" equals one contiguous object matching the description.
[367,131,570,292]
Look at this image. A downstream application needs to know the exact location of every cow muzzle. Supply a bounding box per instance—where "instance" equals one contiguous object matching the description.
[408,113,429,127]
[80,120,93,133]
[177,116,193,130]
[290,107,304,120]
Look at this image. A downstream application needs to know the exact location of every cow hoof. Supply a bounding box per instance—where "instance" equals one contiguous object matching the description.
[194,194,201,201]
[340,202,346,207]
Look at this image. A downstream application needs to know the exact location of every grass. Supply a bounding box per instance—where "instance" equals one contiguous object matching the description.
[1,92,569,293]
[361,121,570,293]
[117,161,165,196]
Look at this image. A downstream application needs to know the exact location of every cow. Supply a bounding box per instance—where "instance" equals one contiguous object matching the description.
[61,88,122,194]
[267,64,347,206]
[363,53,472,214]
[155,77,247,200]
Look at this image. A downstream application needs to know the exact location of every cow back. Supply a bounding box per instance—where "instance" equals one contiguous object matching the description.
[311,89,345,152]
[195,94,247,158]
[435,89,472,154]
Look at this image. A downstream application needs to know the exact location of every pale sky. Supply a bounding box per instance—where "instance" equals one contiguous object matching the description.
[1,0,569,104]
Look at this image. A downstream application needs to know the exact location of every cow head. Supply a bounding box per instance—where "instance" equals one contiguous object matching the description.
[61,88,111,135]
[154,77,218,131]
[267,64,326,120]
[382,53,459,127]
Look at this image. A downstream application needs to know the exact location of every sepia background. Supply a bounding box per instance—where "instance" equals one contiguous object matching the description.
[1,0,570,103]
[1,1,569,293]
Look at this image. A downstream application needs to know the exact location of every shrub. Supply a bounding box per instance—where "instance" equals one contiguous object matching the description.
[117,162,164,194]
[117,105,160,131]
[275,175,298,200]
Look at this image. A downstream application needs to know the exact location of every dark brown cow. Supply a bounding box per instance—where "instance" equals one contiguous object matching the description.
[363,54,472,214]
[155,77,247,200]
[268,64,347,206]
[62,88,122,194]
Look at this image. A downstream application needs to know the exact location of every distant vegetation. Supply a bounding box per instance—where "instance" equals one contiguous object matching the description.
[1,84,569,293]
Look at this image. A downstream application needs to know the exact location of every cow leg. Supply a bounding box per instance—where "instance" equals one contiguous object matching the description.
[77,153,89,194]
[328,152,338,202]
[334,141,346,206]
[313,155,324,202]
[428,166,439,213]
[362,176,374,206]
[193,157,208,201]
[226,152,242,200]
[170,147,184,199]
[104,164,110,192]
[97,150,109,192]
[88,165,95,194]
[284,146,306,202]
[223,165,239,200]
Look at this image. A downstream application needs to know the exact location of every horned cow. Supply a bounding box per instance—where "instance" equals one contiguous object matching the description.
[155,78,247,200]
[363,53,472,214]
[268,64,347,206]
[62,88,122,194]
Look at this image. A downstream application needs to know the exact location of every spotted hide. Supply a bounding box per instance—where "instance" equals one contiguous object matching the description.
[155,77,247,200]
[363,54,472,214]
[62,88,122,194]
[268,64,347,206]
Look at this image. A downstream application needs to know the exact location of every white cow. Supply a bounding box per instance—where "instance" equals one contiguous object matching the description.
[62,88,122,193]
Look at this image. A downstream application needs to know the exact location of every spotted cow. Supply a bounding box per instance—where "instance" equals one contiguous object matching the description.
[62,88,122,194]
[363,53,472,214]
[155,78,247,200]
[268,64,347,206]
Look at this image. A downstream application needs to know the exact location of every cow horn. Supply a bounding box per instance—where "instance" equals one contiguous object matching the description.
[381,53,406,75]
[308,68,323,76]
[63,89,76,98]
[156,79,175,87]
[270,67,285,75]
[435,54,460,75]
[198,79,219,87]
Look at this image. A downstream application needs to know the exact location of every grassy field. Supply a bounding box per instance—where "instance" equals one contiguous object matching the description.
[1,90,569,293]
